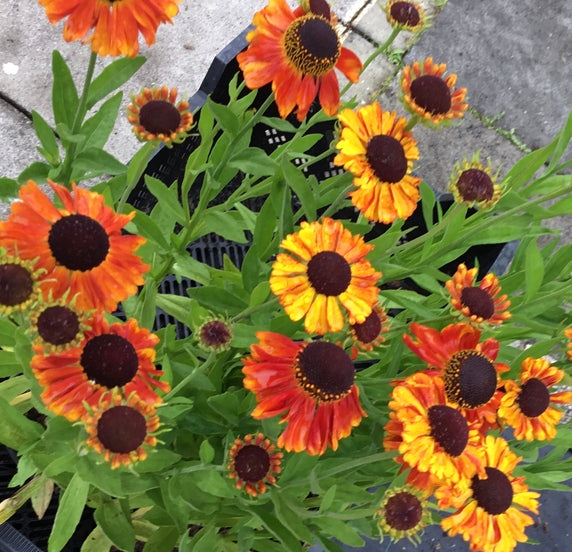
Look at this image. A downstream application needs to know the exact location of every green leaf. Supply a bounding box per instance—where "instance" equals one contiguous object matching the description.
[0,177,19,200]
[52,51,78,127]
[547,109,572,171]
[145,175,186,224]
[0,396,43,450]
[94,499,135,552]
[504,139,557,191]
[142,527,179,552]
[319,485,337,512]
[73,148,127,178]
[524,238,544,301]
[188,286,248,314]
[207,392,239,424]
[31,110,60,164]
[206,97,240,136]
[131,210,170,250]
[31,478,54,521]
[87,57,146,110]
[249,505,305,551]
[199,439,215,464]
[270,492,315,544]
[18,162,50,184]
[312,517,364,547]
[80,525,113,552]
[81,92,123,150]
[281,157,316,221]
[156,294,196,325]
[48,473,90,552]
[419,181,436,229]
[173,253,211,285]
[200,210,248,243]
[228,147,278,177]
[194,470,235,498]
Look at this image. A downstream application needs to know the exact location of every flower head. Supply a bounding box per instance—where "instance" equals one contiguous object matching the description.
[377,485,431,543]
[228,433,283,497]
[242,332,366,455]
[333,103,422,224]
[436,435,539,552]
[385,1,426,32]
[498,357,572,441]
[196,317,234,353]
[84,391,160,469]
[0,181,149,313]
[403,322,509,431]
[31,313,168,421]
[449,152,502,208]
[270,218,381,335]
[350,304,388,351]
[38,0,181,57]
[445,263,511,326]
[401,57,467,128]
[565,327,572,361]
[0,251,44,315]
[237,0,362,121]
[127,86,193,146]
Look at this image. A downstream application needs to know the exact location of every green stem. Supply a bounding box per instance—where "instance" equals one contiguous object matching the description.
[59,51,98,188]
[0,475,47,524]
[404,113,421,131]
[117,141,158,213]
[320,183,354,218]
[163,352,216,400]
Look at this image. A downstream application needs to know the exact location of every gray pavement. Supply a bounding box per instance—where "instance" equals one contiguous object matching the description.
[0,1,571,551]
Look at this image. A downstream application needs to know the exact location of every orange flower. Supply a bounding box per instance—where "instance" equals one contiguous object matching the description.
[333,102,422,223]
[242,332,366,455]
[0,181,148,313]
[237,0,362,121]
[401,57,467,128]
[445,263,511,325]
[269,218,381,335]
[565,327,572,361]
[31,313,168,421]
[0,250,44,315]
[228,433,283,497]
[498,357,572,441]
[350,304,388,351]
[84,391,160,469]
[38,0,181,57]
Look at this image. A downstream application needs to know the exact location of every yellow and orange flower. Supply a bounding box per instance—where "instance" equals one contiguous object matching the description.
[0,181,149,313]
[403,322,509,431]
[445,263,511,325]
[449,152,502,209]
[498,357,572,441]
[0,250,44,315]
[386,371,485,487]
[31,313,168,421]
[237,0,362,121]
[384,1,427,32]
[349,304,388,352]
[38,0,181,57]
[269,218,381,335]
[436,435,539,552]
[242,331,366,456]
[333,103,422,224]
[228,433,283,497]
[84,390,160,469]
[565,327,572,361]
[127,86,193,146]
[401,58,467,128]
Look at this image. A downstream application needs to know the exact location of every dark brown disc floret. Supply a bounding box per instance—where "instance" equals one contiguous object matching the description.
[0,263,34,307]
[139,100,182,135]
[428,404,469,457]
[471,466,514,515]
[517,377,550,417]
[97,405,147,454]
[460,286,496,320]
[37,305,80,346]
[390,2,421,27]
[410,75,452,115]
[366,135,408,183]
[307,251,352,296]
[234,445,271,483]
[456,169,495,203]
[383,491,423,531]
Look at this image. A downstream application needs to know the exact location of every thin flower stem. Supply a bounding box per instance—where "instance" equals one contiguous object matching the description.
[320,183,354,218]
[404,113,421,131]
[231,296,280,323]
[164,351,217,400]
[59,51,98,189]
[0,475,47,524]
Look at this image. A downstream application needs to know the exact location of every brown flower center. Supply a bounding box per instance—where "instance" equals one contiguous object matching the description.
[352,309,382,344]
[517,377,550,417]
[390,2,421,27]
[81,334,138,388]
[456,169,494,202]
[307,251,352,296]
[199,320,232,350]
[460,286,496,320]
[0,263,34,307]
[444,350,497,408]
[139,100,182,135]
[234,444,270,483]
[37,305,80,346]
[366,135,408,183]
[428,404,469,457]
[283,15,341,77]
[383,491,423,531]
[296,341,354,401]
[471,467,513,515]
[309,0,331,19]
[410,74,452,115]
[48,214,109,271]
[97,405,147,454]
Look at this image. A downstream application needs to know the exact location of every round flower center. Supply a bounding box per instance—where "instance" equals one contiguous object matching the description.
[410,75,452,115]
[139,100,182,135]
[37,305,80,346]
[428,404,469,457]
[456,169,494,202]
[296,341,355,401]
[234,444,270,483]
[517,377,550,417]
[97,405,147,454]
[0,263,34,307]
[81,334,138,388]
[199,320,232,350]
[366,135,408,183]
[471,467,513,515]
[352,309,382,344]
[383,491,423,531]
[390,2,421,27]
[307,251,352,296]
[460,286,496,320]
[283,15,341,77]
[48,214,110,272]
[444,350,497,408]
